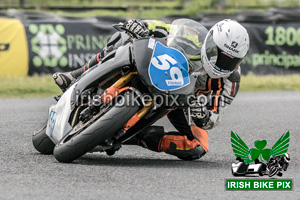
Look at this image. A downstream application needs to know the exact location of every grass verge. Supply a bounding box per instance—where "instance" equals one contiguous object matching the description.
[240,75,300,92]
[0,76,60,98]
[0,75,299,98]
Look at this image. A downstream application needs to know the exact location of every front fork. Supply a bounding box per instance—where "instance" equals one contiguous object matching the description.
[100,71,155,143]
[100,71,138,103]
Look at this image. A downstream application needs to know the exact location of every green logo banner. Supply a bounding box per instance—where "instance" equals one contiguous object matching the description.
[230,131,290,178]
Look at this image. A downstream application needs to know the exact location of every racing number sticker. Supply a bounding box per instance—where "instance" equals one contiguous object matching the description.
[149,42,190,91]
[49,110,57,138]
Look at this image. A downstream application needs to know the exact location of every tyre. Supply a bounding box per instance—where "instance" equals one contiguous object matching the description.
[32,125,55,154]
[53,91,139,163]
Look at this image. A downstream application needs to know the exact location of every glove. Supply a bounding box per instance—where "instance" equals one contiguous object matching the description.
[124,19,150,37]
[190,103,210,127]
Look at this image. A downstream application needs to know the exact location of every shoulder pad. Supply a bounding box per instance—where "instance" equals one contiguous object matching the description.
[228,70,241,82]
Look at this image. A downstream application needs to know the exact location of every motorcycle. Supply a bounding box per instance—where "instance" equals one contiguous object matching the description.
[32,19,208,163]
[266,155,288,177]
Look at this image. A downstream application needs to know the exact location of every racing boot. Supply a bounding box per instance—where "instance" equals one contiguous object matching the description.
[53,67,85,91]
[159,128,208,161]
[135,126,208,161]
[137,126,165,152]
[53,53,102,91]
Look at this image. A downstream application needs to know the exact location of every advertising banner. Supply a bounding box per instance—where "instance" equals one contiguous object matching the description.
[2,11,300,76]
[24,18,120,75]
[242,22,300,75]
[0,18,28,76]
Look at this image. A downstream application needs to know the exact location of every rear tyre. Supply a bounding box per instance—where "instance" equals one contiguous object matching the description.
[53,91,139,163]
[32,125,55,155]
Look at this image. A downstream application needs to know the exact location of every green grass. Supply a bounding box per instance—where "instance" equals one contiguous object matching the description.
[3,0,300,9]
[240,75,300,92]
[0,76,61,98]
[0,0,181,7]
[0,75,299,98]
[49,0,300,19]
[3,0,300,19]
[54,7,182,19]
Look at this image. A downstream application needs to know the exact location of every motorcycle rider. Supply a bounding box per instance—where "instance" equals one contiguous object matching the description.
[53,19,250,160]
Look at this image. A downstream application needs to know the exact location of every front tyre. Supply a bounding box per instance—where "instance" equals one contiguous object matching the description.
[268,165,279,177]
[32,125,55,154]
[53,91,139,163]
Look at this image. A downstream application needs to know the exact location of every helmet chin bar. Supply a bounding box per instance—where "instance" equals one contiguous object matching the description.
[207,68,232,79]
[201,49,232,79]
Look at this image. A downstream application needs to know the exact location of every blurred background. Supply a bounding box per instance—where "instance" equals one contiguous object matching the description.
[0,0,300,97]
[2,0,300,18]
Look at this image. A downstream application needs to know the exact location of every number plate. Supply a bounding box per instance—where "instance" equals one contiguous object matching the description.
[148,42,190,91]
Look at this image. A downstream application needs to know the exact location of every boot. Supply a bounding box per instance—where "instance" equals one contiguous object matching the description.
[138,126,165,152]
[53,67,85,91]
[53,53,101,91]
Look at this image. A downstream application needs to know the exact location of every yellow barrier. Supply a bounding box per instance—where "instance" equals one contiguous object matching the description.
[0,18,28,76]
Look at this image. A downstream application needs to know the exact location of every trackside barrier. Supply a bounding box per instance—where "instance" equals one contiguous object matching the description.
[0,18,28,76]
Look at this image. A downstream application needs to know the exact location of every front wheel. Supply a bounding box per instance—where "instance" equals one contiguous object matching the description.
[268,165,279,177]
[53,91,139,163]
[32,125,55,154]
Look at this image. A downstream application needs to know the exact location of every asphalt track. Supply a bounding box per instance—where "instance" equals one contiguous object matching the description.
[0,91,299,200]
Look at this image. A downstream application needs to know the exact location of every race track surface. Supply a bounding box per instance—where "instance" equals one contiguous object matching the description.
[0,91,299,200]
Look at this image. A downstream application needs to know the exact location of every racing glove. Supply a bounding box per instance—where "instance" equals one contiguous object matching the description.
[124,19,150,37]
[190,103,211,128]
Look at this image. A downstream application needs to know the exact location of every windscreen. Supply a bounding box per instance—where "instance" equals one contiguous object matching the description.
[167,19,208,73]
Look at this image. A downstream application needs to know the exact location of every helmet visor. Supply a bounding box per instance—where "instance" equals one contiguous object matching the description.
[204,31,243,74]
[215,47,243,72]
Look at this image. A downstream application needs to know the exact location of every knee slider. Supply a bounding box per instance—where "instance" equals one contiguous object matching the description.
[175,145,206,161]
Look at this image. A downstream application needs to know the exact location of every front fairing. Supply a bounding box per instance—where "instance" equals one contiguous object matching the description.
[45,84,75,143]
[134,19,207,105]
[133,37,198,107]
[134,37,197,95]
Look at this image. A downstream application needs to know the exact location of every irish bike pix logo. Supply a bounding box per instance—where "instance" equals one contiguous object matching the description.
[226,131,292,191]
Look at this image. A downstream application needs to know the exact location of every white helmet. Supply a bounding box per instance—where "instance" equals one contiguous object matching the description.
[283,153,290,163]
[201,19,250,78]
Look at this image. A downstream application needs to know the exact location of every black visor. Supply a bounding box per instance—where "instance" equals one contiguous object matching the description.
[214,47,243,72]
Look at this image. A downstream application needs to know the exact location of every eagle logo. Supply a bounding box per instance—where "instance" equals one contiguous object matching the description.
[231,131,290,164]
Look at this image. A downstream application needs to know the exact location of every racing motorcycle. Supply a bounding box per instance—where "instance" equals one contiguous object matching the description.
[267,154,290,177]
[32,19,207,163]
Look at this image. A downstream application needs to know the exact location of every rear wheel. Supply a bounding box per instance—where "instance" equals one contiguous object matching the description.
[53,91,139,163]
[32,125,55,155]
